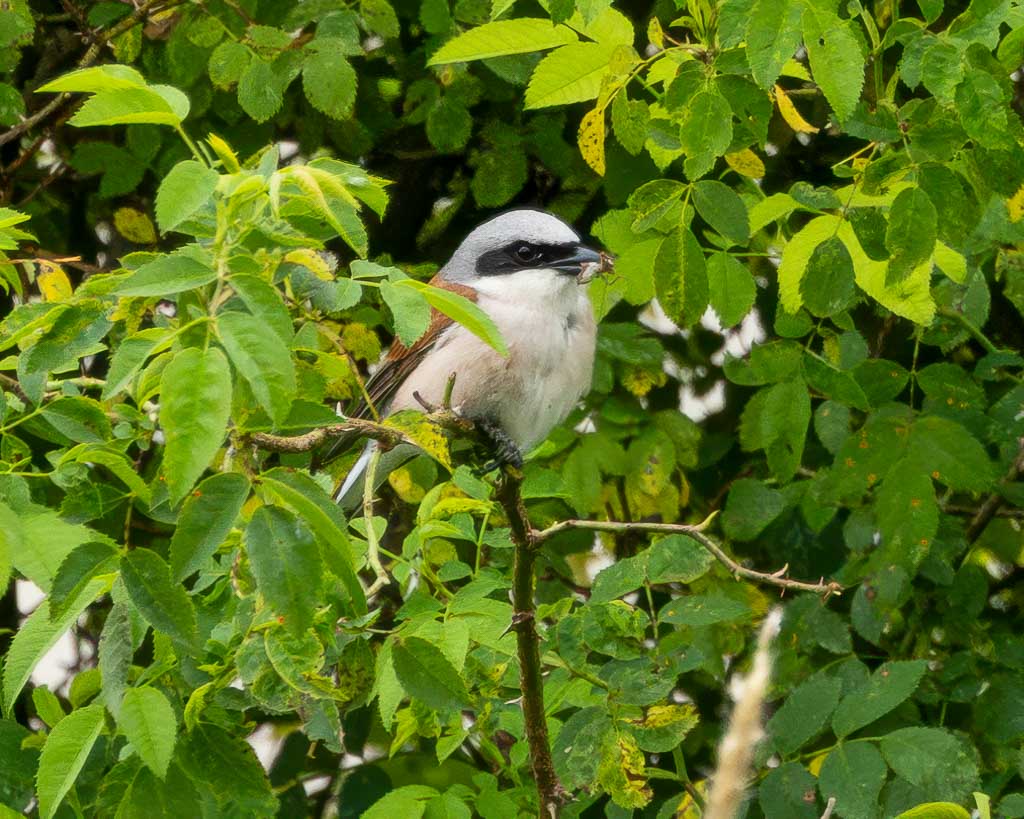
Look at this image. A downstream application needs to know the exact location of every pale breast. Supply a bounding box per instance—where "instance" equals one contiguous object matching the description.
[389,274,597,450]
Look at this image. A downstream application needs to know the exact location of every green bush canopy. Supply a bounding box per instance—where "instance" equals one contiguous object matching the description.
[0,0,1022,817]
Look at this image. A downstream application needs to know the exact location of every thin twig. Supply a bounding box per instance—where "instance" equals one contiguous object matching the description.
[531,517,842,598]
[820,796,837,819]
[967,440,1024,543]
[496,471,568,818]
[0,0,187,148]
[362,447,389,596]
[248,420,405,453]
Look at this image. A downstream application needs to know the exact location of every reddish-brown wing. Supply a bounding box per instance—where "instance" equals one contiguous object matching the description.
[347,276,477,420]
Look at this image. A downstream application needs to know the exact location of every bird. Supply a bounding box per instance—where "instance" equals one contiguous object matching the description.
[325,208,611,510]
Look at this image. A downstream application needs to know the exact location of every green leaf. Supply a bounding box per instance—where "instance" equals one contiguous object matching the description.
[246,506,322,635]
[760,762,819,818]
[36,703,106,819]
[778,214,839,315]
[886,187,938,285]
[654,227,708,328]
[217,310,296,425]
[524,43,612,109]
[611,92,650,156]
[120,548,198,648]
[118,687,177,778]
[391,635,470,711]
[818,742,887,819]
[38,64,146,93]
[364,786,437,819]
[394,278,508,355]
[955,68,1013,150]
[169,472,250,581]
[32,687,65,729]
[102,328,168,400]
[428,19,578,64]
[159,346,232,505]
[379,280,432,347]
[801,236,856,317]
[258,468,365,613]
[3,505,108,593]
[692,180,749,244]
[628,179,686,233]
[426,97,472,153]
[40,396,112,443]
[907,415,995,492]
[745,0,804,88]
[114,247,216,297]
[646,534,714,584]
[208,39,251,88]
[875,459,938,564]
[176,724,278,815]
[229,274,294,344]
[832,660,928,738]
[98,602,133,717]
[1,578,107,715]
[802,6,865,122]
[880,727,976,793]
[303,48,357,120]
[767,676,842,755]
[659,593,750,626]
[69,86,188,128]
[706,252,756,327]
[237,59,283,123]
[722,478,785,541]
[678,90,733,179]
[49,541,119,619]
[590,554,648,603]
[155,160,219,233]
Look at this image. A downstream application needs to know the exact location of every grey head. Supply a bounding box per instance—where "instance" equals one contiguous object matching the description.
[439,208,603,283]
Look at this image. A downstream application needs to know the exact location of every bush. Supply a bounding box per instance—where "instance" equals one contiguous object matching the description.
[0,0,1022,817]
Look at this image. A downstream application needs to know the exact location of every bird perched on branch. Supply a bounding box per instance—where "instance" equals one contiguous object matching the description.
[325,208,612,509]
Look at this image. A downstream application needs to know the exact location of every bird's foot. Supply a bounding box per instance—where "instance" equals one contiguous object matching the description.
[474,419,523,475]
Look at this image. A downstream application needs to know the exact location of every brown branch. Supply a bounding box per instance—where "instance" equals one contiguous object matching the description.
[496,471,568,818]
[0,0,187,148]
[967,439,1024,543]
[531,517,843,598]
[247,419,405,453]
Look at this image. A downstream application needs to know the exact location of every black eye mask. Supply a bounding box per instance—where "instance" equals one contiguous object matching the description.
[476,241,602,276]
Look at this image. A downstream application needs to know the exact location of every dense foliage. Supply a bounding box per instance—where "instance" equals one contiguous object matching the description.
[0,0,1023,816]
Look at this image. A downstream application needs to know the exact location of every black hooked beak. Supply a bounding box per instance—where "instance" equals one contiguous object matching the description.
[551,243,604,274]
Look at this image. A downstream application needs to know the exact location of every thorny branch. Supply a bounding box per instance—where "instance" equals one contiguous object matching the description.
[532,518,843,598]
[247,406,843,816]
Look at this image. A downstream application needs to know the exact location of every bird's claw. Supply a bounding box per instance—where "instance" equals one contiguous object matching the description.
[474,419,523,475]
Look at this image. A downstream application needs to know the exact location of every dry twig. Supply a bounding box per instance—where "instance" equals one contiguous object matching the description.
[531,518,842,598]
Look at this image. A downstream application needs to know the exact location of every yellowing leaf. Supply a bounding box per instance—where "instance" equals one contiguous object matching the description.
[37,262,72,301]
[206,133,240,173]
[285,248,333,280]
[113,207,157,244]
[578,106,606,175]
[725,148,766,178]
[837,221,935,325]
[1008,182,1024,223]
[647,17,664,48]
[774,84,819,134]
[933,241,967,283]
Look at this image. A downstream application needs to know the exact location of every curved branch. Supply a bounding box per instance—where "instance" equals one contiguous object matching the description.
[532,518,842,598]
